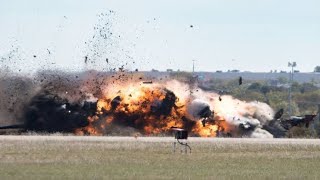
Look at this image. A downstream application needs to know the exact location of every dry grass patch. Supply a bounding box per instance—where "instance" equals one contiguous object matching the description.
[0,137,320,179]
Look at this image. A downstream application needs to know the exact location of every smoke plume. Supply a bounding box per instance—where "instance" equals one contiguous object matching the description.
[0,70,282,138]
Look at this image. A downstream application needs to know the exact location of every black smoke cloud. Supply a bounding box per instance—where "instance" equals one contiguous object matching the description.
[0,70,110,132]
[0,70,177,134]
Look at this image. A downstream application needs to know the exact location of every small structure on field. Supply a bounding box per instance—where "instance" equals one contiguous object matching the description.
[171,127,191,153]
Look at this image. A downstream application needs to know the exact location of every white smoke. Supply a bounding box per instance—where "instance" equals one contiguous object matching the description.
[165,80,276,138]
[250,128,274,138]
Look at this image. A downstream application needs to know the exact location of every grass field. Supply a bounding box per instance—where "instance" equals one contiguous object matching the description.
[1,136,320,179]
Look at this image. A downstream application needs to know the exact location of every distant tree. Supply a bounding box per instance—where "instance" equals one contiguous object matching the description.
[314,66,320,73]
[260,85,270,94]
[291,82,301,92]
[299,82,319,93]
[277,77,288,84]
[248,82,262,91]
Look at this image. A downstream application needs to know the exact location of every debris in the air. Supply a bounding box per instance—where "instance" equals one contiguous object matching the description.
[239,76,243,85]
[143,81,153,84]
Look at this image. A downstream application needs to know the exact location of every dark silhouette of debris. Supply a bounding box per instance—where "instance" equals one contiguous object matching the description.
[239,76,242,85]
[111,96,121,110]
[143,81,153,84]
[274,109,284,119]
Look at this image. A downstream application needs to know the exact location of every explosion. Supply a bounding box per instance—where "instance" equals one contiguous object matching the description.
[0,71,279,138]
[72,75,275,138]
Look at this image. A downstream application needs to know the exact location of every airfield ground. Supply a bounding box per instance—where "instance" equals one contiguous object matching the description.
[1,136,320,179]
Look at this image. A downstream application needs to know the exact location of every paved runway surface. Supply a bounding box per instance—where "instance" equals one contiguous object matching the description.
[1,135,320,145]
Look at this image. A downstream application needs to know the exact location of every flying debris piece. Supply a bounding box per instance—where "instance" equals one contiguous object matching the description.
[33,55,37,58]
[219,96,222,101]
[143,81,153,84]
[111,96,121,110]
[190,25,193,28]
[239,76,243,85]
[274,109,284,119]
[84,56,88,64]
[47,49,51,54]
[119,67,124,72]
[106,58,108,63]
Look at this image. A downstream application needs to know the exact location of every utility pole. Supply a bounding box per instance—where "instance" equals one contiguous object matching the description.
[288,61,297,117]
[318,104,320,122]
[192,60,195,73]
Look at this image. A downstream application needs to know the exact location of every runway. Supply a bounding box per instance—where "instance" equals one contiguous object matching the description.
[1,135,320,145]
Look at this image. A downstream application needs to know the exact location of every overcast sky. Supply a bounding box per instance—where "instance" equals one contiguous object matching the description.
[0,0,319,73]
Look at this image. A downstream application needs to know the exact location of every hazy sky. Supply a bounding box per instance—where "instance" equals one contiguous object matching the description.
[0,0,319,72]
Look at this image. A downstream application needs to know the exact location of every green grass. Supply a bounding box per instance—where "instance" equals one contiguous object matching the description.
[1,138,320,179]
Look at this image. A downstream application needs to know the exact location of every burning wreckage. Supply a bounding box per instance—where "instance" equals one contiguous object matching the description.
[0,76,315,138]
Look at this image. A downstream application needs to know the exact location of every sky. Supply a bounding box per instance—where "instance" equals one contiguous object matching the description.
[0,0,319,73]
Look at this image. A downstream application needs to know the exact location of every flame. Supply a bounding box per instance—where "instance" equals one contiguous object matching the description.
[192,121,219,137]
[75,78,274,137]
[76,80,218,136]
